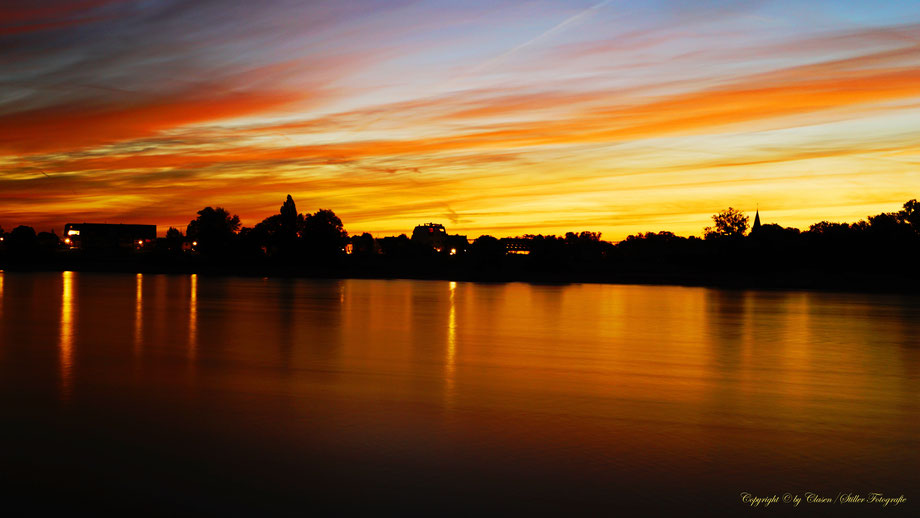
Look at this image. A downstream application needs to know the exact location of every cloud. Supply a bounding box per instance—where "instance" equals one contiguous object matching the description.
[0,88,299,153]
[2,2,920,238]
[0,0,120,35]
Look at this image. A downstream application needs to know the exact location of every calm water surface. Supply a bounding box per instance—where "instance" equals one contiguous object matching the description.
[0,272,917,514]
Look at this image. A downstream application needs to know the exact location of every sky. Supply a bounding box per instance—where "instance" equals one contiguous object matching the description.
[1,0,919,239]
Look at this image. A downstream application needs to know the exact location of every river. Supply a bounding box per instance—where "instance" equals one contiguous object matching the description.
[0,272,916,514]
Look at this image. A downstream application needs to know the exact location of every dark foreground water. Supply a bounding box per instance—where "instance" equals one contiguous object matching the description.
[0,272,917,515]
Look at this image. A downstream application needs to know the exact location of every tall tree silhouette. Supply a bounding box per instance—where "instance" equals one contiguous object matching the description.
[279,194,300,234]
[252,195,305,258]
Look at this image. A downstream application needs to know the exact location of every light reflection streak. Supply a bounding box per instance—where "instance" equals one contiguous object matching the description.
[0,270,4,318]
[134,273,143,354]
[446,281,457,405]
[60,271,74,401]
[189,274,197,360]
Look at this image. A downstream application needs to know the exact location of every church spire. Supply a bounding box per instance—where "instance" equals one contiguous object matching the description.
[752,208,761,232]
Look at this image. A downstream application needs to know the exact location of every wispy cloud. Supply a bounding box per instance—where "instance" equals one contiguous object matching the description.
[1,0,919,238]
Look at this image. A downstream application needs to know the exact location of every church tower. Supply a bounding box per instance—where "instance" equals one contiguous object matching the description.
[752,209,761,233]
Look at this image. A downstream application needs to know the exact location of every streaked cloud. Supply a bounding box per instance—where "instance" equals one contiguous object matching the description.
[1,0,918,239]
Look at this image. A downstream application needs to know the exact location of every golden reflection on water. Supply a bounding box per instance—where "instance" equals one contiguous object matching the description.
[2,275,918,506]
[60,271,74,400]
[134,273,143,354]
[0,270,4,318]
[189,274,197,359]
[445,281,458,405]
[775,292,812,404]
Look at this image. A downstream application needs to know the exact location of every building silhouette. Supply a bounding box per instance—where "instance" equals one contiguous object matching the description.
[411,223,468,255]
[63,223,156,250]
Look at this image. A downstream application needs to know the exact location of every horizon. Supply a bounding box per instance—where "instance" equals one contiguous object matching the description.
[3,200,905,242]
[2,1,919,239]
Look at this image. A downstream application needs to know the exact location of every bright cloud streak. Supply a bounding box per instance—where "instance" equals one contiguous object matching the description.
[1,0,919,239]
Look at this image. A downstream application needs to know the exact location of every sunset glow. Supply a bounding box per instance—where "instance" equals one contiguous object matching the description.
[2,0,919,239]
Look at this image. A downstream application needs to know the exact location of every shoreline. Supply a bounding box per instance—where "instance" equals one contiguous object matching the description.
[4,260,919,295]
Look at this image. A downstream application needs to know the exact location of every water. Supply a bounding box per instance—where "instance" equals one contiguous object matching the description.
[0,272,917,515]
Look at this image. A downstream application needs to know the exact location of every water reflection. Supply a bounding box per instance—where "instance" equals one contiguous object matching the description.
[59,271,74,400]
[1,275,918,513]
[445,281,457,405]
[188,273,197,360]
[276,279,296,371]
[134,273,143,354]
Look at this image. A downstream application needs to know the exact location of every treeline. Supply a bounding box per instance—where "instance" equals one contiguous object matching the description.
[1,196,919,291]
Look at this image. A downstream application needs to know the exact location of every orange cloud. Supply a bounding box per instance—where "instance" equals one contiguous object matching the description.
[3,20,919,239]
[16,55,920,180]
[182,49,920,163]
[0,89,298,154]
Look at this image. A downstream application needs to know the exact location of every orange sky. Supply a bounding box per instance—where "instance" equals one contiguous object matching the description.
[1,1,919,239]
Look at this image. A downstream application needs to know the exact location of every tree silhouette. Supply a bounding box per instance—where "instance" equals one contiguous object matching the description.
[253,214,281,237]
[899,199,919,234]
[470,235,504,269]
[302,209,347,260]
[377,234,412,257]
[165,227,184,251]
[3,194,920,289]
[868,212,905,233]
[186,206,241,256]
[249,195,309,259]
[351,232,376,255]
[704,207,749,239]
[7,225,37,256]
[808,221,852,236]
[279,194,301,234]
[36,231,60,250]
